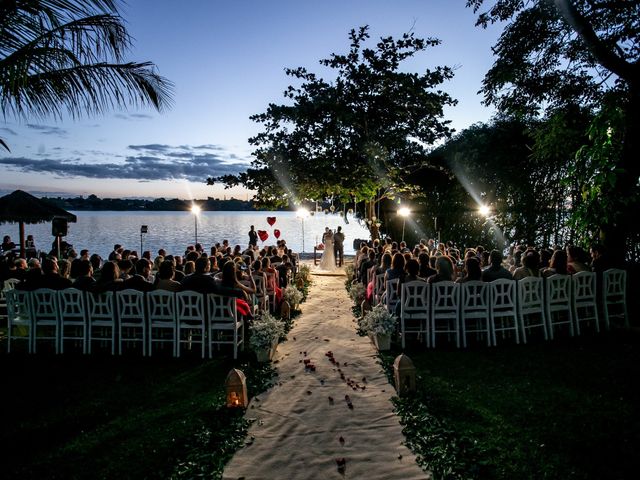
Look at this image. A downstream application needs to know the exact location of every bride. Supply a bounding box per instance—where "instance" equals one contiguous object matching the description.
[317,227,337,271]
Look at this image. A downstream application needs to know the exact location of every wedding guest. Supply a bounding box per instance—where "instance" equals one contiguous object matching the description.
[181,257,218,293]
[93,261,124,292]
[73,259,97,291]
[58,258,72,280]
[482,250,513,282]
[512,250,540,280]
[541,250,568,277]
[122,258,154,292]
[566,246,590,274]
[427,255,456,284]
[2,235,16,251]
[40,258,72,290]
[456,257,482,283]
[155,260,182,292]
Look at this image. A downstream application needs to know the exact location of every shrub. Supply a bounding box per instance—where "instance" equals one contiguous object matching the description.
[283,285,304,307]
[249,313,285,350]
[358,304,397,335]
[348,282,366,305]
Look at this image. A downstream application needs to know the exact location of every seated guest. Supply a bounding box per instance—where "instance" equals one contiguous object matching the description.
[512,250,540,280]
[89,254,102,282]
[566,245,590,274]
[359,249,376,285]
[418,252,436,279]
[69,258,83,280]
[366,252,392,303]
[73,259,97,291]
[93,261,124,292]
[220,261,254,318]
[427,255,456,284]
[108,244,122,261]
[181,257,218,293]
[482,250,513,282]
[16,265,43,291]
[590,243,610,274]
[118,258,134,280]
[122,258,154,292]
[164,255,184,281]
[9,258,28,281]
[541,250,568,277]
[40,258,72,290]
[2,235,16,251]
[276,255,293,288]
[456,257,482,283]
[58,259,71,280]
[384,252,406,290]
[155,260,182,292]
[261,257,282,307]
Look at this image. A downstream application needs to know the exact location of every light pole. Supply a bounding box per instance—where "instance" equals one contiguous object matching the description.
[398,207,410,243]
[140,225,148,253]
[296,208,309,252]
[191,205,201,245]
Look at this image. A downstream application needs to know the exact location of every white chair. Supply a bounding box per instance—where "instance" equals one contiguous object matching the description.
[147,290,177,356]
[1,278,21,325]
[489,279,519,345]
[87,291,116,354]
[31,288,60,353]
[116,289,147,355]
[374,274,385,305]
[254,275,269,313]
[207,294,244,359]
[571,271,599,334]
[399,281,430,348]
[59,288,88,353]
[460,281,491,348]
[176,291,206,358]
[430,281,460,348]
[517,276,547,342]
[384,278,400,314]
[6,289,33,353]
[602,268,628,329]
[544,274,574,339]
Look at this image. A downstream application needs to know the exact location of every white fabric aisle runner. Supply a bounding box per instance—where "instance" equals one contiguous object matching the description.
[223,271,429,480]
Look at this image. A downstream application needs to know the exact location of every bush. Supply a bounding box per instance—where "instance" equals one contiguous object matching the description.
[358,304,397,335]
[283,285,303,307]
[349,282,366,305]
[249,313,285,350]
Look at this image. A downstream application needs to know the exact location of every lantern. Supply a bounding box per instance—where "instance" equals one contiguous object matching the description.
[393,354,416,397]
[225,368,248,408]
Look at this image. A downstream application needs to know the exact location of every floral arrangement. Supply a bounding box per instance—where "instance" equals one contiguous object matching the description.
[358,305,397,335]
[249,312,285,350]
[349,281,366,305]
[344,263,355,281]
[316,243,325,250]
[283,284,304,307]
[298,264,311,283]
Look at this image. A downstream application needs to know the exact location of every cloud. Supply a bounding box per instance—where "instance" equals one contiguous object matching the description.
[113,113,153,120]
[0,127,17,136]
[0,151,249,182]
[26,124,68,137]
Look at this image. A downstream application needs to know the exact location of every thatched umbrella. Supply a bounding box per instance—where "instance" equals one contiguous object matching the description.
[0,190,77,258]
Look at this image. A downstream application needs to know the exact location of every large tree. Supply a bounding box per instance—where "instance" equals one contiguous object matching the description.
[211,26,456,239]
[0,0,173,149]
[467,0,640,261]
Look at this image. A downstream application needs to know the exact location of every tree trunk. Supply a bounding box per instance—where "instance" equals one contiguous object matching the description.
[367,200,379,240]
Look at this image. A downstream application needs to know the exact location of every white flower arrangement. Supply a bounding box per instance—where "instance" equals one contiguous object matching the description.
[344,263,355,281]
[298,264,311,283]
[283,285,304,307]
[359,304,397,335]
[349,281,366,305]
[249,312,285,350]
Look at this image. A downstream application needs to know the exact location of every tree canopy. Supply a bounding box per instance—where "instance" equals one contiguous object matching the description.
[211,26,456,237]
[0,0,174,149]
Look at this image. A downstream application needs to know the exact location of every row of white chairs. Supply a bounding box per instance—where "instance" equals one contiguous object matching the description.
[381,269,627,349]
[5,288,244,359]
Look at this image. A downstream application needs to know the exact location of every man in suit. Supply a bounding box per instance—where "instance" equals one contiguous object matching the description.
[333,226,345,267]
[122,258,154,292]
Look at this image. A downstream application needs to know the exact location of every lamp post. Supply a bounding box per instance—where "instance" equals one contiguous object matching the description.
[191,205,201,245]
[140,225,148,253]
[296,208,309,252]
[398,207,410,243]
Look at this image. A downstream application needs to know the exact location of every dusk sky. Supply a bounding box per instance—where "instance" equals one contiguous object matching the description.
[0,0,503,200]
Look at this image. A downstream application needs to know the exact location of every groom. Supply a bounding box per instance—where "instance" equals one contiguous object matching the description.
[333,226,345,267]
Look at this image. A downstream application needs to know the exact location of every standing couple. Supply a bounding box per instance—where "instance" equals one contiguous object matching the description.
[318,226,345,271]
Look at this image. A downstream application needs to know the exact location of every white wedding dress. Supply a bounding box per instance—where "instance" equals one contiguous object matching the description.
[317,233,336,271]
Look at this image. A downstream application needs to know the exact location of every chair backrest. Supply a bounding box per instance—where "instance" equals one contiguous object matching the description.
[6,288,32,322]
[58,288,86,321]
[374,274,385,300]
[401,281,429,314]
[176,291,204,323]
[603,268,626,299]
[87,291,115,322]
[490,279,517,312]
[431,281,459,315]
[517,276,544,312]
[385,278,400,311]
[572,271,596,303]
[545,274,571,306]
[207,294,237,323]
[3,278,20,292]
[147,290,176,323]
[254,275,266,297]
[460,281,489,313]
[31,288,60,322]
[116,289,145,323]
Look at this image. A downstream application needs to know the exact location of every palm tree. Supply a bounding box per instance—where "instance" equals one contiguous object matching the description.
[0,0,174,150]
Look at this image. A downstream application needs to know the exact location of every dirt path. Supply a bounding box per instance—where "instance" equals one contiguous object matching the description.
[223,269,428,480]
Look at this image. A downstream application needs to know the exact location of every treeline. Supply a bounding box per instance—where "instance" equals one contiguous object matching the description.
[43,195,257,211]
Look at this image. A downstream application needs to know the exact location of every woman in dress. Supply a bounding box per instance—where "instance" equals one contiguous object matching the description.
[318,227,336,271]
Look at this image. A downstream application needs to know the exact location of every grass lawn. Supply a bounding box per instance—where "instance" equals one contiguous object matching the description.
[381,330,640,480]
[0,351,275,479]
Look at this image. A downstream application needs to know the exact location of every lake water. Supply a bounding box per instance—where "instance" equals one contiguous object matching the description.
[1,211,370,258]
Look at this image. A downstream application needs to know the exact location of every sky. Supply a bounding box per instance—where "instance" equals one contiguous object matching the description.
[0,0,504,200]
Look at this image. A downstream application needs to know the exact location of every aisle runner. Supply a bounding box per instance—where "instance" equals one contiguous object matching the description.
[223,271,428,480]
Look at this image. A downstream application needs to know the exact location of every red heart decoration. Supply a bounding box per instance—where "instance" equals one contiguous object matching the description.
[266,216,276,226]
[274,229,281,239]
[258,230,269,242]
